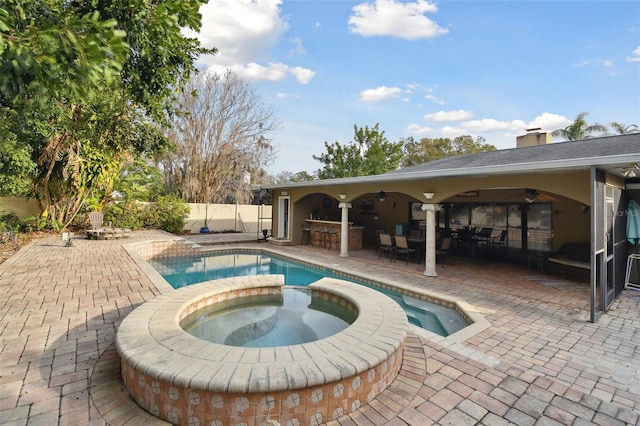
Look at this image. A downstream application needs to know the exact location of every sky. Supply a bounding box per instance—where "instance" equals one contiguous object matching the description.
[186,0,640,175]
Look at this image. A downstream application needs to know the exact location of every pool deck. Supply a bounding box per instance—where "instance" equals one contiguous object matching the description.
[0,230,638,425]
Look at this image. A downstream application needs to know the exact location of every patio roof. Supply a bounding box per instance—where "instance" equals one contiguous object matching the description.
[263,134,640,189]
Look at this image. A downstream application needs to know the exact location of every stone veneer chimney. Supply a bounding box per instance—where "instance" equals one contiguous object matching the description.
[516,128,552,148]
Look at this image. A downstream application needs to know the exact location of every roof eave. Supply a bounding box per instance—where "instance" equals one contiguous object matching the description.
[263,153,638,190]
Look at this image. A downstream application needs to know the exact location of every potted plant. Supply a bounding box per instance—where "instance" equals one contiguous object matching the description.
[200,203,210,234]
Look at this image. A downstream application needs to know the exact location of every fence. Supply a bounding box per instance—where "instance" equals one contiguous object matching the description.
[0,197,272,234]
[0,197,40,219]
[184,203,272,234]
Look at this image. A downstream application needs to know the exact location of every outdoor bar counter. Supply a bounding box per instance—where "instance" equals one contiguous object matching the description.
[306,219,364,250]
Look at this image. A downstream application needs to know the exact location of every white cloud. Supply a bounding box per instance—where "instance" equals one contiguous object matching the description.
[462,118,517,132]
[290,67,316,84]
[188,0,316,85]
[425,94,445,105]
[349,0,448,40]
[425,110,473,122]
[440,126,467,137]
[360,86,404,102]
[572,58,618,75]
[526,113,570,131]
[277,92,299,99]
[205,62,316,85]
[455,113,570,134]
[407,112,572,141]
[626,46,640,62]
[404,83,444,103]
[288,37,306,56]
[405,124,434,136]
[239,62,289,81]
[189,0,287,65]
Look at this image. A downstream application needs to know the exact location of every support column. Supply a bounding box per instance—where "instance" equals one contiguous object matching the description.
[423,203,439,277]
[339,202,351,257]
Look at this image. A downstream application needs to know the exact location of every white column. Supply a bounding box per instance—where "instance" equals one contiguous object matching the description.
[423,203,439,277]
[339,202,351,257]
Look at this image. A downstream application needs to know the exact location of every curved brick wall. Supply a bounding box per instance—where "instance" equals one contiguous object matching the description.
[116,275,408,425]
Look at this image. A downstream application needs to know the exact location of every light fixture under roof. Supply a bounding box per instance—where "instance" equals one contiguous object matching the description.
[623,164,639,178]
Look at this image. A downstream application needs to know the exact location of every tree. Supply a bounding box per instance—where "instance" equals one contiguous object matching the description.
[0,1,129,104]
[272,170,316,184]
[552,112,608,140]
[0,108,33,196]
[0,0,212,229]
[401,135,496,167]
[313,124,404,179]
[609,122,639,135]
[161,71,280,204]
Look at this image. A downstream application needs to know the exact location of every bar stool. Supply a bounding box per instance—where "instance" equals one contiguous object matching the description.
[321,227,331,248]
[311,225,322,247]
[329,229,340,250]
[301,223,311,245]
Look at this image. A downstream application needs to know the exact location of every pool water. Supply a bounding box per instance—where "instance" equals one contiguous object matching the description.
[149,252,468,336]
[180,287,355,347]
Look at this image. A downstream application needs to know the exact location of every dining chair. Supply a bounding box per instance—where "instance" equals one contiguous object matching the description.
[378,233,395,260]
[490,230,508,258]
[375,228,387,254]
[436,237,452,267]
[394,235,416,265]
[409,229,422,239]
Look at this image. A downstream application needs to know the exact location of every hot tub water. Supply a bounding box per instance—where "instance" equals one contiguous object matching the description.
[180,287,356,347]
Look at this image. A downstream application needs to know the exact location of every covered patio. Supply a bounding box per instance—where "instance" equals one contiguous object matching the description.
[263,134,640,322]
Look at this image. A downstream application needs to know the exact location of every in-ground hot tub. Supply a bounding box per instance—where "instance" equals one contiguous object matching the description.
[181,286,357,347]
[116,275,408,425]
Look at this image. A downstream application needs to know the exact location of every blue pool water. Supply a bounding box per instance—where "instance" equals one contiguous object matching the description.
[148,251,468,336]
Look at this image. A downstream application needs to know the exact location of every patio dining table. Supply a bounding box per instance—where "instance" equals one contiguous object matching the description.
[406,236,426,262]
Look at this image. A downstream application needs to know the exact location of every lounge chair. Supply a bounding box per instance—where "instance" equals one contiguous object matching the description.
[88,212,104,229]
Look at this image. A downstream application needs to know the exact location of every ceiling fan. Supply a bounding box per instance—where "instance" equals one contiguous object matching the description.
[377,190,396,202]
[504,188,558,203]
[524,188,558,203]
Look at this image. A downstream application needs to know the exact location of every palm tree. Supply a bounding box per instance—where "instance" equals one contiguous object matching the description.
[552,112,608,140]
[609,121,639,134]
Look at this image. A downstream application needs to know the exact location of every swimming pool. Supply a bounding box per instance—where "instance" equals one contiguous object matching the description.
[148,251,469,336]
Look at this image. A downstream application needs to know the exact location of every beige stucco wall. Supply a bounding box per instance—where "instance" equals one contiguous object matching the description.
[0,197,40,219]
[0,198,271,235]
[184,203,271,234]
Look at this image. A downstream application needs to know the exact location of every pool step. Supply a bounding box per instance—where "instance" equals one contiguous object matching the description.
[402,295,468,335]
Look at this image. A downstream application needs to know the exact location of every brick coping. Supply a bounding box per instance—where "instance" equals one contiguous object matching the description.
[116,275,408,393]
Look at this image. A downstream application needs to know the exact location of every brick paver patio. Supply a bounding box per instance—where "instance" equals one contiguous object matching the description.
[0,230,638,425]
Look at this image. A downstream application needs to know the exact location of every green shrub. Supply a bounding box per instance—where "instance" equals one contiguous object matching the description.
[151,195,190,234]
[104,202,146,230]
[102,196,189,234]
[0,212,21,232]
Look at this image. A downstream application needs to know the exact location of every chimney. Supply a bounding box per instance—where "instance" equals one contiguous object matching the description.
[516,128,552,148]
